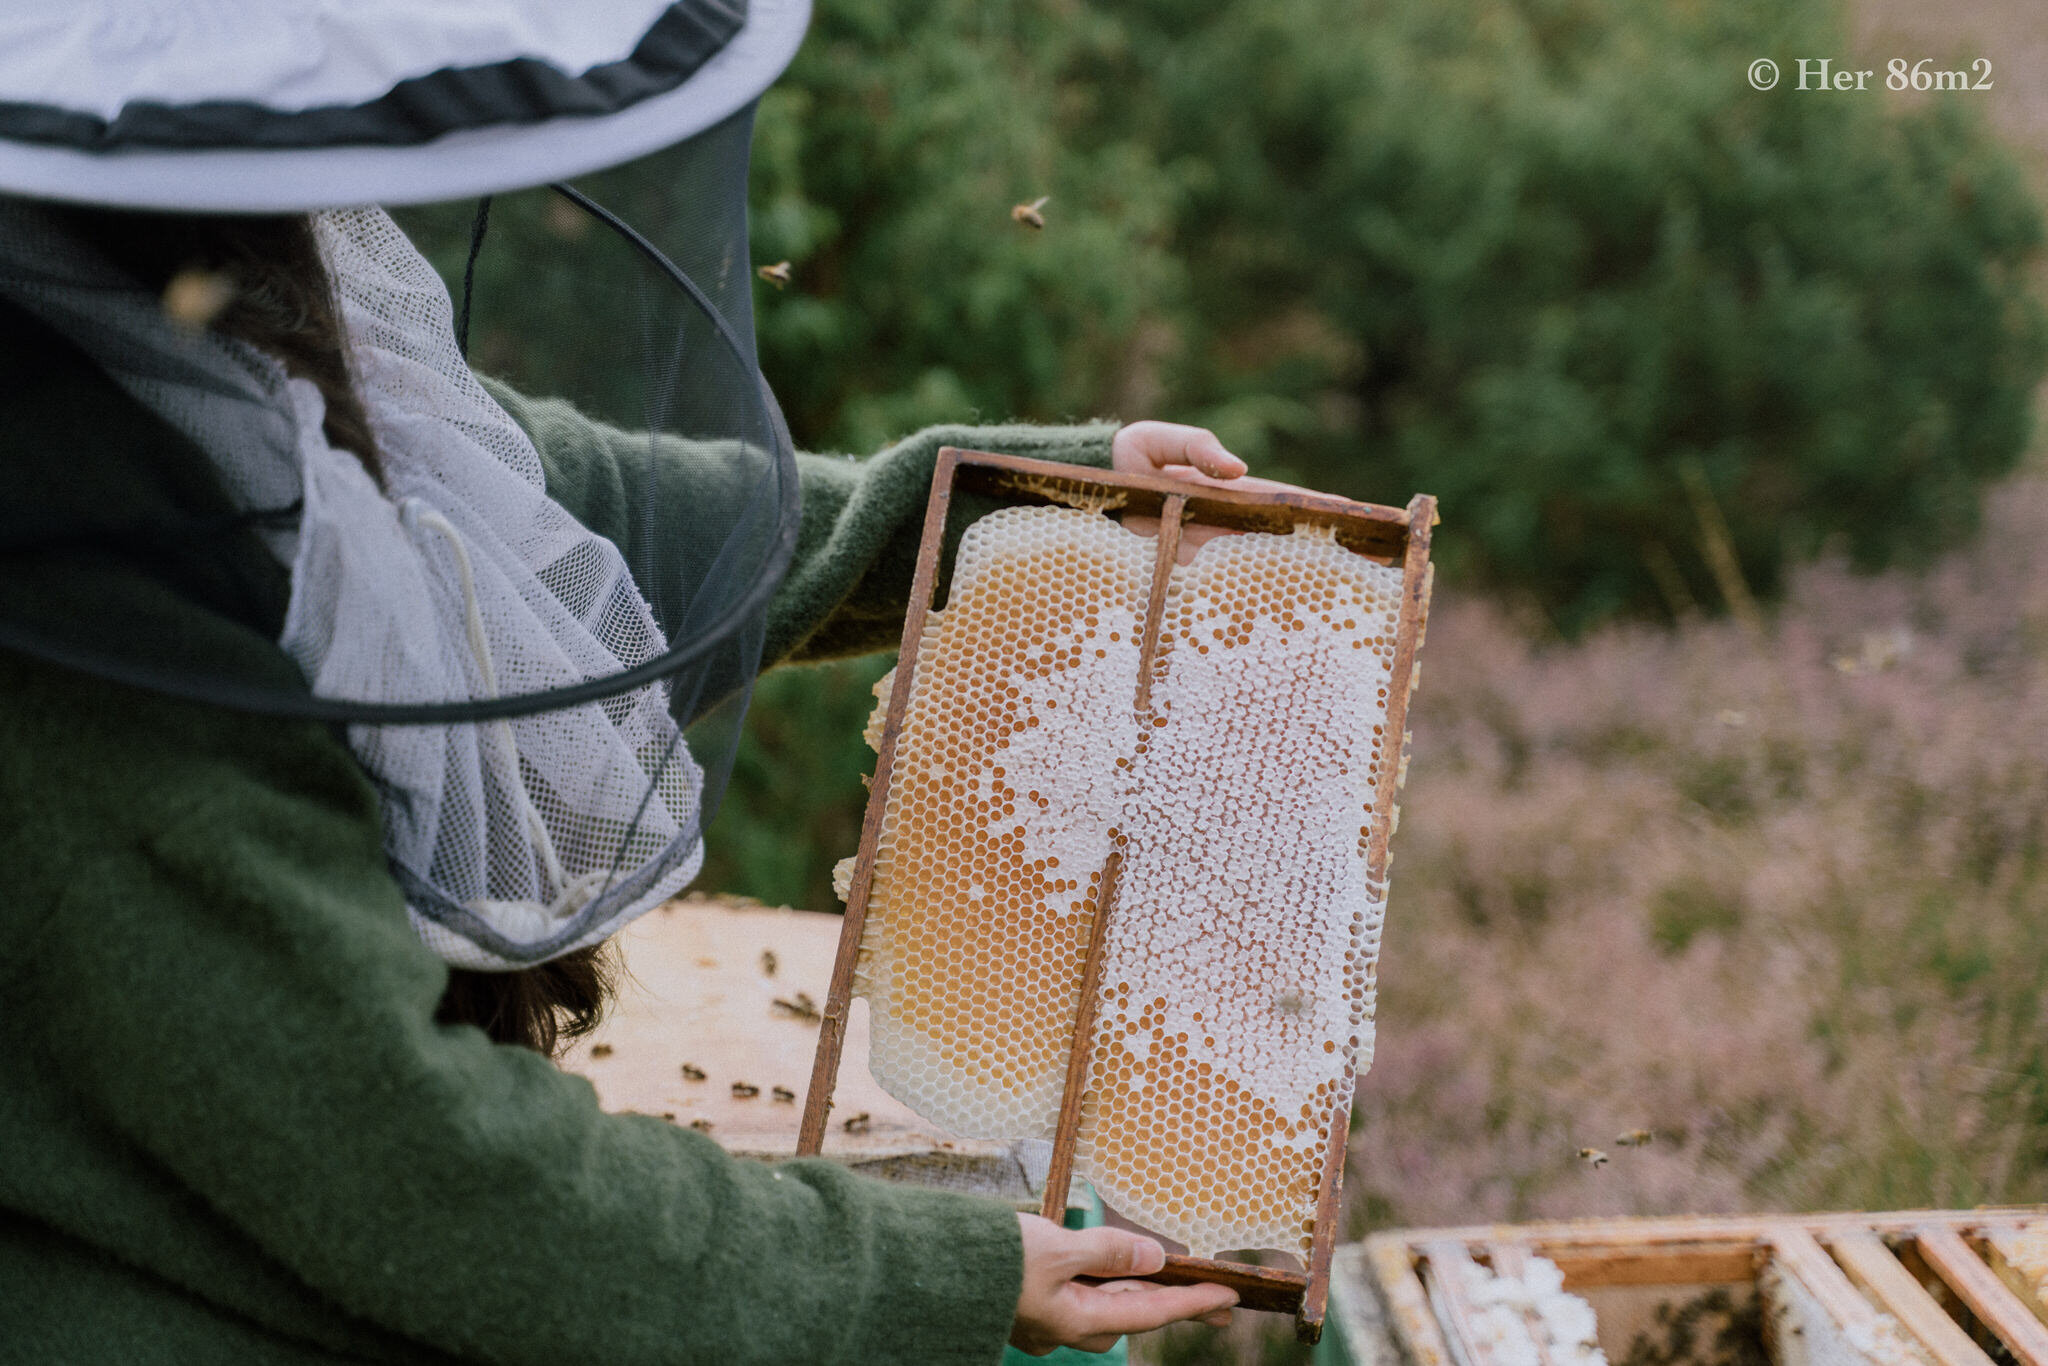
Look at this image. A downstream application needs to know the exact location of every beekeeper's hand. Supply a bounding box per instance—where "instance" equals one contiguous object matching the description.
[1009,1213,1236,1355]
[1111,420,1303,563]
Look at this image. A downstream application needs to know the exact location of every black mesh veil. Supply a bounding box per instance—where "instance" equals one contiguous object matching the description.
[0,102,798,969]
[399,102,798,847]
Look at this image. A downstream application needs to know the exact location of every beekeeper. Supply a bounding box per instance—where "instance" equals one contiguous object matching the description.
[0,1,1255,1360]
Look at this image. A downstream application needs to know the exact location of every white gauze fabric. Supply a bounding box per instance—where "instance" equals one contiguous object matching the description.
[0,203,702,969]
[304,209,704,969]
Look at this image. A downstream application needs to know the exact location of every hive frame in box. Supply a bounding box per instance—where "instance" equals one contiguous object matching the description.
[1348,1208,2048,1366]
[795,447,1438,1343]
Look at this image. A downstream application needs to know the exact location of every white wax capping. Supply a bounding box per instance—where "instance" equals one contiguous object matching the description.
[850,507,1407,1259]
[1452,1256,1609,1366]
[1075,525,1403,1258]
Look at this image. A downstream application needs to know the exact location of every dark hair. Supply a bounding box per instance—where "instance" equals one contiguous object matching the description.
[63,207,619,1057]
[55,209,383,482]
[435,943,620,1058]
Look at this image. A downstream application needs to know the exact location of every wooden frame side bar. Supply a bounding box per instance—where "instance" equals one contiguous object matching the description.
[797,448,962,1155]
[1298,492,1437,1344]
[1369,1236,1458,1366]
[1919,1227,2048,1366]
[1484,1242,1561,1366]
[1767,1227,1887,1336]
[1829,1230,1994,1366]
[1418,1242,1489,1366]
[1980,1228,2048,1330]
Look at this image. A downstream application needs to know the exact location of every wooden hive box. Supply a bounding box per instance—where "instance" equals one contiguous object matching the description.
[1326,1209,2048,1366]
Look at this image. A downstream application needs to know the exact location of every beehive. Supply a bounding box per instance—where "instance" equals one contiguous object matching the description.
[845,504,1406,1258]
[1348,1211,2048,1366]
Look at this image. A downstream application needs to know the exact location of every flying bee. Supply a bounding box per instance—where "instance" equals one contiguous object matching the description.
[842,1112,871,1134]
[772,993,821,1023]
[1616,1129,1655,1148]
[589,1043,614,1059]
[772,1086,797,1104]
[688,1118,714,1133]
[161,268,236,330]
[681,1063,707,1082]
[756,260,793,289]
[1010,196,1049,230]
[760,949,778,977]
[731,1082,760,1099]
[1577,1147,1609,1169]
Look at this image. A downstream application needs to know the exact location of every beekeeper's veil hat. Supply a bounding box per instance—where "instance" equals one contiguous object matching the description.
[0,1,810,968]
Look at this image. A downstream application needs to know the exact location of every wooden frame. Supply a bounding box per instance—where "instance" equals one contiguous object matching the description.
[1350,1208,2048,1366]
[796,447,1438,1343]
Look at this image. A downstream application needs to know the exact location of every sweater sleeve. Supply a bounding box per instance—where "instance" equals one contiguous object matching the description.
[2,650,1022,1366]
[483,382,1118,667]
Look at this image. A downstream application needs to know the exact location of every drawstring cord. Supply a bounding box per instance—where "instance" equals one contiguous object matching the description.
[408,503,607,918]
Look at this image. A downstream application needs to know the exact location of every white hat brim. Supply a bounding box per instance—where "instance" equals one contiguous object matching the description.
[0,0,809,212]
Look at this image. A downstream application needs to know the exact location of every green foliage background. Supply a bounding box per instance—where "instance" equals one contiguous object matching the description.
[409,0,2044,909]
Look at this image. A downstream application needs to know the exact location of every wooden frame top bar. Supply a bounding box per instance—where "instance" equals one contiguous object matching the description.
[944,448,1417,562]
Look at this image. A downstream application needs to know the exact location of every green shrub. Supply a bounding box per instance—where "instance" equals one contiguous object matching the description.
[407,0,2044,632]
[1119,0,2047,629]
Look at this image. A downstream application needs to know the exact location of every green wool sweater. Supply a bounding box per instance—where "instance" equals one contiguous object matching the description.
[0,297,1115,1364]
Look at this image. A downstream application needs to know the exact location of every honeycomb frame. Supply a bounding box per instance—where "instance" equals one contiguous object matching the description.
[798,448,1437,1342]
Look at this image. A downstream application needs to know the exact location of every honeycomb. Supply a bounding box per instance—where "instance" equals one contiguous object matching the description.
[849,506,1153,1139]
[845,505,1409,1258]
[1445,1253,1608,1366]
[1073,527,1402,1257]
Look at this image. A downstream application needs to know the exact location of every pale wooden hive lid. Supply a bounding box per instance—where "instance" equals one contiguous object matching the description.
[561,894,1053,1204]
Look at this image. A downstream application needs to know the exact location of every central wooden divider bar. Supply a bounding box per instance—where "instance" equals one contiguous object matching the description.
[795,448,1432,1343]
[1035,491,1184,1225]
